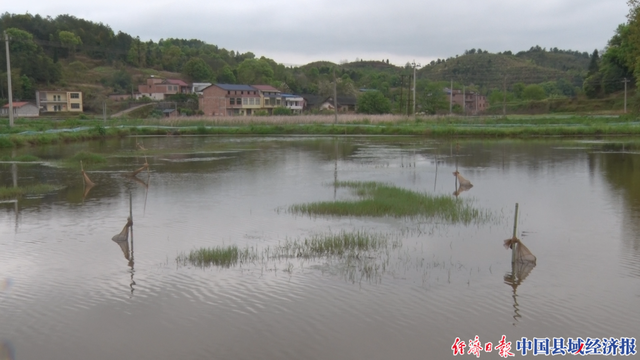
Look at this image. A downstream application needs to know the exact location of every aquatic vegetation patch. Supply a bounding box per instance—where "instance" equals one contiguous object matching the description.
[0,154,41,162]
[289,181,495,224]
[176,230,395,268]
[68,151,107,166]
[0,184,65,200]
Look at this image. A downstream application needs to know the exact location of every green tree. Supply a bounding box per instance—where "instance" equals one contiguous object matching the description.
[356,91,391,114]
[522,84,546,100]
[217,66,236,83]
[588,49,600,76]
[418,83,448,114]
[512,82,526,99]
[126,37,147,67]
[162,45,184,72]
[182,57,213,81]
[58,30,82,58]
[111,70,132,92]
[583,73,603,98]
[236,58,274,84]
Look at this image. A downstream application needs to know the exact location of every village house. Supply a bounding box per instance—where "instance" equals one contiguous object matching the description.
[137,76,184,100]
[192,82,212,96]
[318,96,357,112]
[167,79,190,94]
[1,102,40,117]
[281,94,304,114]
[36,90,83,113]
[252,85,281,114]
[199,84,261,116]
[445,88,488,114]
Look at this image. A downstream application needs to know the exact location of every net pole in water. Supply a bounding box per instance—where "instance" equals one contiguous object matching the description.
[511,203,519,264]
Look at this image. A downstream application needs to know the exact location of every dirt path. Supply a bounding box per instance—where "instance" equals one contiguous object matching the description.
[111,103,153,118]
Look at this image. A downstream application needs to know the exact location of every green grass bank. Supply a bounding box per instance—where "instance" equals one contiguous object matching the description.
[1,115,640,149]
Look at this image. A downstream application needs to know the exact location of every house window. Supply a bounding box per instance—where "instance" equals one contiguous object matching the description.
[241,91,244,95]
[71,103,80,109]
[276,99,281,106]
[242,98,248,105]
[230,98,235,105]
[236,98,241,105]
[228,91,230,95]
[70,93,80,99]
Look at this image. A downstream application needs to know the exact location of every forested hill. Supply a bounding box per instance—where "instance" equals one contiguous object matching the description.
[418,48,588,90]
[0,12,592,112]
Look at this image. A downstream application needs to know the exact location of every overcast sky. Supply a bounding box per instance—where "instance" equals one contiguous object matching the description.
[5,0,630,67]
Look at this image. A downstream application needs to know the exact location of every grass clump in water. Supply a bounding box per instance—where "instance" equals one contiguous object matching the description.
[0,154,41,162]
[0,184,64,199]
[289,181,494,224]
[176,230,394,268]
[69,151,107,165]
[277,231,389,258]
[181,245,240,267]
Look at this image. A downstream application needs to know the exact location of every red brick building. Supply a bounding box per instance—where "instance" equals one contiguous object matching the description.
[446,89,488,114]
[199,84,260,116]
[137,76,184,100]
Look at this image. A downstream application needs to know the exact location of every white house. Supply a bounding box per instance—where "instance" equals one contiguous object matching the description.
[1,102,40,117]
[281,94,304,114]
[192,82,212,95]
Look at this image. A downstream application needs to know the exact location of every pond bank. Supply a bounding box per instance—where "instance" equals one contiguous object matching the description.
[1,116,640,148]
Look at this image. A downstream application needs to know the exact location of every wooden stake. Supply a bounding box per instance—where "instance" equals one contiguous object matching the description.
[512,203,519,264]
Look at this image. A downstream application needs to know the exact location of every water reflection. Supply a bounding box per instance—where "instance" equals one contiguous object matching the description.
[0,340,15,360]
[503,237,537,325]
[595,150,640,277]
[111,216,135,293]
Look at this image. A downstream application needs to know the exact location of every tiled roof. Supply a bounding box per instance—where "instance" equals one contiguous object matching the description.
[215,84,257,91]
[166,79,189,86]
[2,102,30,108]
[252,85,280,92]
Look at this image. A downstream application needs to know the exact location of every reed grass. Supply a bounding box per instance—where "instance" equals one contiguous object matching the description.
[0,184,64,199]
[289,181,495,224]
[176,230,393,268]
[182,246,240,268]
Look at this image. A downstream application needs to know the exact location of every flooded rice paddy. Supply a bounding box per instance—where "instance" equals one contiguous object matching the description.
[0,136,639,359]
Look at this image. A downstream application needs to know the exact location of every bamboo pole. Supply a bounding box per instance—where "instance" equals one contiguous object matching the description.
[511,203,519,264]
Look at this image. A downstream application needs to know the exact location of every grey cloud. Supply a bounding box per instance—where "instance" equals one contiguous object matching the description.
[3,0,630,65]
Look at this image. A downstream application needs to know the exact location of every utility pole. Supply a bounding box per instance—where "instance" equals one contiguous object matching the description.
[399,75,404,115]
[623,78,630,113]
[412,60,420,115]
[502,75,507,117]
[406,75,411,116]
[333,67,338,124]
[449,79,453,115]
[462,85,466,115]
[475,92,478,114]
[4,31,14,127]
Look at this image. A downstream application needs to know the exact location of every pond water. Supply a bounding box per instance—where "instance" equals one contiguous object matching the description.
[0,136,639,359]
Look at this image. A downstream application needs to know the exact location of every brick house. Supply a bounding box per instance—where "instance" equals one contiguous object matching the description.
[166,79,190,94]
[199,84,261,116]
[445,89,488,114]
[252,85,281,114]
[137,76,185,100]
